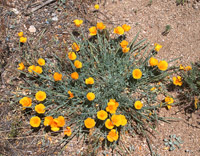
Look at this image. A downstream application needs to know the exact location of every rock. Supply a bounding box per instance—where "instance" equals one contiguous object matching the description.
[28,25,36,33]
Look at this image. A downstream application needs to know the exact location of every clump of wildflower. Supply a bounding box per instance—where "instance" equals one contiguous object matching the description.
[94,4,99,10]
[35,104,45,114]
[134,101,143,110]
[85,77,94,85]
[96,22,106,30]
[18,62,25,70]
[72,42,80,51]
[71,72,79,80]
[35,91,46,101]
[97,110,108,120]
[107,129,119,142]
[173,76,182,86]
[37,58,45,66]
[73,19,83,27]
[132,69,142,79]
[19,97,32,107]
[157,60,168,71]
[113,26,124,35]
[64,127,72,136]
[154,43,162,52]
[54,72,62,81]
[86,92,95,101]
[149,57,158,67]
[89,26,97,36]
[106,99,119,114]
[84,118,95,128]
[122,24,131,32]
[74,60,82,69]
[30,116,41,127]
[68,52,77,60]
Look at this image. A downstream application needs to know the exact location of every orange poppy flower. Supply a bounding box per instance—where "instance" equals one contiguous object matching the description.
[30,116,41,127]
[54,72,62,81]
[84,118,95,128]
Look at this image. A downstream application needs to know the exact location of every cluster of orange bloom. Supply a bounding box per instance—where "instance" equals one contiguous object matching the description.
[19,90,71,136]
[17,58,45,74]
[84,99,128,142]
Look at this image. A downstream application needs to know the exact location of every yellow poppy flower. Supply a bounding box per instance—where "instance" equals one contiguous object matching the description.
[71,72,79,80]
[74,60,82,68]
[64,127,72,136]
[89,26,97,36]
[111,114,121,127]
[120,40,128,48]
[94,4,99,10]
[30,116,41,127]
[107,129,119,142]
[68,52,77,60]
[122,47,130,53]
[37,58,45,66]
[134,101,143,110]
[20,37,27,43]
[73,19,83,27]
[19,97,32,107]
[18,62,25,70]
[72,42,80,51]
[132,69,142,79]
[35,104,45,114]
[113,26,124,35]
[154,43,162,52]
[157,61,168,71]
[84,118,95,128]
[149,57,158,67]
[172,76,182,86]
[44,116,53,126]
[35,91,46,101]
[96,22,106,30]
[85,77,94,85]
[122,24,131,32]
[86,92,95,101]
[18,32,23,37]
[105,119,114,129]
[54,72,62,81]
[97,110,108,120]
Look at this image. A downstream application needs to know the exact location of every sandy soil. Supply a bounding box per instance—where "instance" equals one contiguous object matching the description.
[0,0,200,155]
